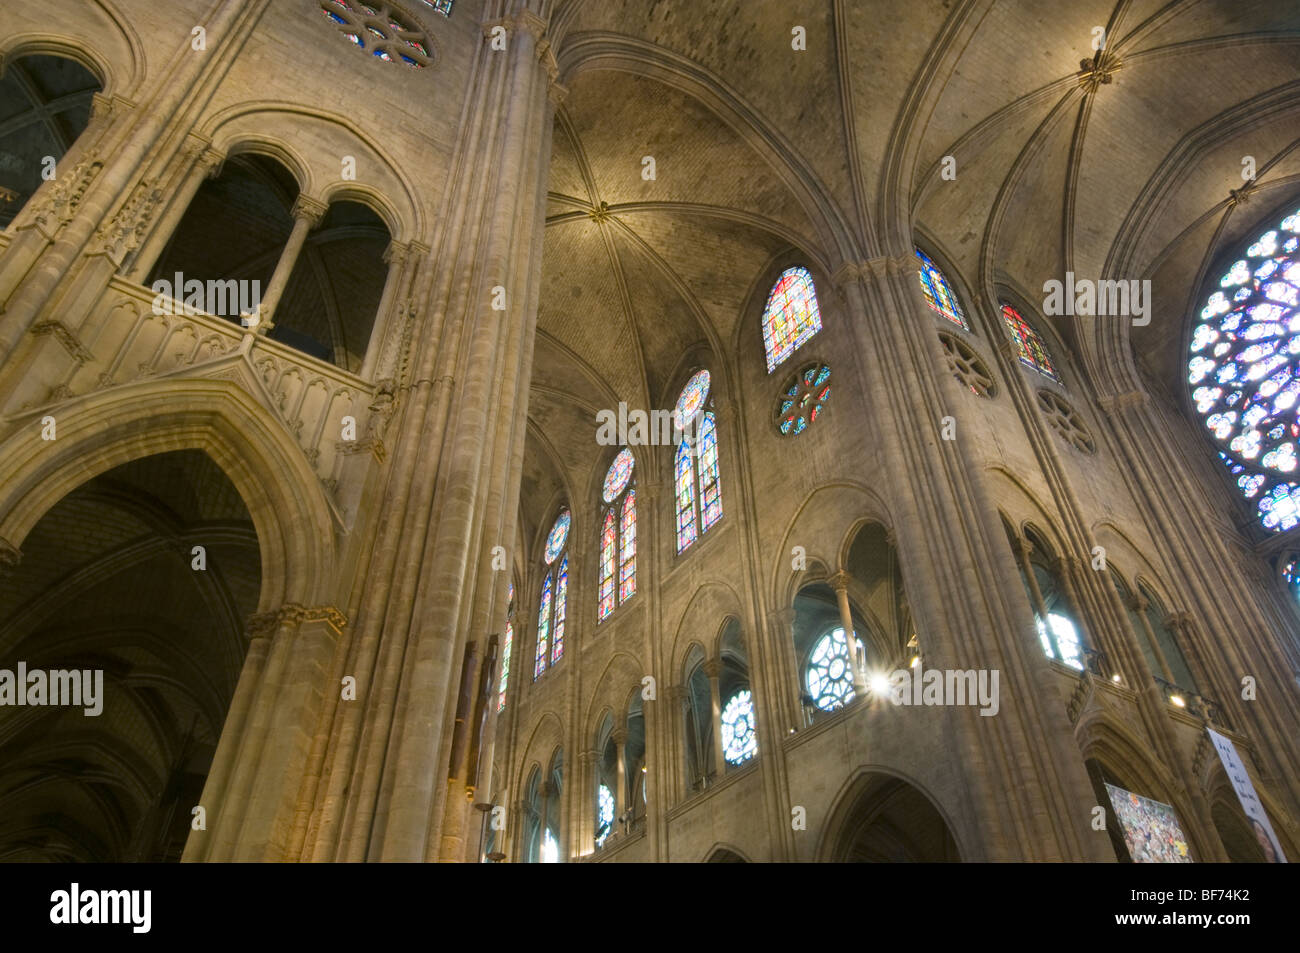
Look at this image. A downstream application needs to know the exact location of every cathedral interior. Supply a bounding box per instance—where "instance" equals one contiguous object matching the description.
[0,0,1297,864]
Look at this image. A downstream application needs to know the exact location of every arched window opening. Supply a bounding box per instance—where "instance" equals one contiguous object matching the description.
[593,715,616,850]
[149,156,391,372]
[792,583,870,721]
[0,54,102,228]
[534,509,569,680]
[1188,205,1300,532]
[1007,526,1088,672]
[1112,574,1197,696]
[715,619,756,768]
[915,248,969,330]
[1001,303,1060,383]
[682,645,715,792]
[761,266,822,373]
[523,751,563,863]
[624,697,647,829]
[674,370,722,553]
[598,448,636,621]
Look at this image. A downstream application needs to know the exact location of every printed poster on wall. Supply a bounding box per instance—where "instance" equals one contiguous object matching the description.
[1207,727,1288,862]
[1104,783,1193,863]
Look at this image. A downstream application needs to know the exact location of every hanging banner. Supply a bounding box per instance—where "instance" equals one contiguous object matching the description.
[1207,727,1288,862]
[1104,783,1193,862]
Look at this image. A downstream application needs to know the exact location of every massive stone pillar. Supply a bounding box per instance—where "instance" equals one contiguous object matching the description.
[834,252,1111,861]
[297,1,560,863]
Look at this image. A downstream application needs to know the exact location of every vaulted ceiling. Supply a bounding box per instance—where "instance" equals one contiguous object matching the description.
[518,0,1300,554]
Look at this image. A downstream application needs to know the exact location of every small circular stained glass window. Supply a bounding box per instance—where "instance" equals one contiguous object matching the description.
[806,627,863,712]
[721,690,758,764]
[675,369,711,429]
[318,1,434,69]
[602,448,635,503]
[776,363,831,435]
[543,509,570,564]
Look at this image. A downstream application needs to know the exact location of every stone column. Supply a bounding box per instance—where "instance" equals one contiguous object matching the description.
[828,570,868,696]
[1128,593,1177,684]
[254,196,327,331]
[126,142,225,284]
[358,239,413,380]
[611,727,628,829]
[184,603,347,862]
[702,659,725,779]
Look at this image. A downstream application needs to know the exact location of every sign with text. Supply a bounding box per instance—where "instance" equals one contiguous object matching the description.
[1207,727,1288,862]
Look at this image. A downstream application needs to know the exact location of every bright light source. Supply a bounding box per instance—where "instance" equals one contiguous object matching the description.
[1111,674,1121,683]
[910,655,920,668]
[1170,694,1186,708]
[869,672,892,695]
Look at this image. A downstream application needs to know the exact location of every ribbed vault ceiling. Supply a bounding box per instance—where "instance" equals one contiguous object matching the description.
[518,0,1300,558]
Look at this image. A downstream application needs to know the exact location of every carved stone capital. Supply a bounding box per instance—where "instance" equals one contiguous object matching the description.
[1096,389,1149,416]
[292,195,329,227]
[383,239,409,267]
[828,570,852,594]
[701,658,723,680]
[245,603,348,640]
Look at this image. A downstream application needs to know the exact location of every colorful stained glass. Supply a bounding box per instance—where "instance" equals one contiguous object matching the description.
[762,266,823,373]
[916,248,969,329]
[1001,304,1060,382]
[721,690,758,764]
[806,627,863,712]
[497,621,512,712]
[551,555,567,665]
[675,439,697,552]
[1189,207,1300,532]
[619,489,636,602]
[319,1,431,68]
[595,784,614,848]
[417,0,454,14]
[777,363,832,435]
[534,572,552,680]
[602,448,635,502]
[598,509,616,622]
[543,509,570,564]
[674,370,711,429]
[699,413,722,531]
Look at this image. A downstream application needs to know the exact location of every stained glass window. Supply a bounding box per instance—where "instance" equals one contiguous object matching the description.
[1001,304,1060,382]
[777,363,832,435]
[498,578,514,712]
[552,555,567,665]
[674,369,710,429]
[721,690,758,764]
[674,373,723,553]
[416,0,454,15]
[1189,207,1300,532]
[602,448,634,502]
[598,452,636,622]
[534,572,552,680]
[317,1,434,68]
[806,627,863,712]
[762,266,823,373]
[916,248,969,329]
[699,413,722,531]
[595,784,614,848]
[598,509,617,621]
[1036,612,1083,671]
[619,489,636,602]
[675,439,697,552]
[497,621,513,713]
[544,509,570,564]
